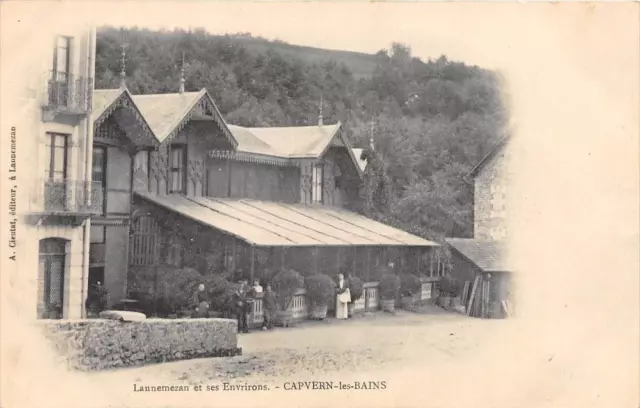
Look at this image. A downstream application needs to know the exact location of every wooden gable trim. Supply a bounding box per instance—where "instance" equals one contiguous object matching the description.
[160,89,238,150]
[93,89,157,146]
[317,123,364,179]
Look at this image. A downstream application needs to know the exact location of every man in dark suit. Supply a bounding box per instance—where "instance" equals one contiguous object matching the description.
[232,281,250,333]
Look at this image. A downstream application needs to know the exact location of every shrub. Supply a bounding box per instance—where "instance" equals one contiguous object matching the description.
[347,276,364,302]
[400,274,422,297]
[272,268,303,310]
[304,274,336,307]
[201,274,236,313]
[85,283,110,315]
[379,273,400,300]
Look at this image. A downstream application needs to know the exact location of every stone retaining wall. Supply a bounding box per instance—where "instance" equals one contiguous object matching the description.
[40,318,241,371]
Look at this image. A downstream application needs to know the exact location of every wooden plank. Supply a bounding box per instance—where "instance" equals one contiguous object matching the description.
[461,281,471,307]
[467,276,481,316]
[501,300,511,317]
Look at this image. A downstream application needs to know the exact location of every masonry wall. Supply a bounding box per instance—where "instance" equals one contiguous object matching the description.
[473,144,512,241]
[40,318,240,370]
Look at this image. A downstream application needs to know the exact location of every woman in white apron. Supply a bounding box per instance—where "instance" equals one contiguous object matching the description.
[335,274,350,319]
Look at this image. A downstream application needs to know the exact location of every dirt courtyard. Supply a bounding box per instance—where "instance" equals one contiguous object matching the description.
[11,308,637,408]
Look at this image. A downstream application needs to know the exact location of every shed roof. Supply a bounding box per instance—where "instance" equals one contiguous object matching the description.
[446,238,512,272]
[138,192,438,248]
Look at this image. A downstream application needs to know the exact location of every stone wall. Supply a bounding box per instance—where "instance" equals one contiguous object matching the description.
[40,318,241,371]
[474,143,512,241]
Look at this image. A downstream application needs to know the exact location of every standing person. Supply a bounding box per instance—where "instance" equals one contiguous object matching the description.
[192,283,210,318]
[232,281,250,333]
[261,284,276,330]
[250,279,263,296]
[335,273,350,319]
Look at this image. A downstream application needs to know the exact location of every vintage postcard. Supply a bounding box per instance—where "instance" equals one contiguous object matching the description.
[0,2,638,408]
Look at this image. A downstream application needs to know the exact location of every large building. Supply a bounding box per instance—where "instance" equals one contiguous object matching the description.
[19,26,98,319]
[22,28,445,320]
[446,134,515,318]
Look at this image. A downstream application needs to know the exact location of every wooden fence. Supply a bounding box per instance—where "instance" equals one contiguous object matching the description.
[248,283,380,327]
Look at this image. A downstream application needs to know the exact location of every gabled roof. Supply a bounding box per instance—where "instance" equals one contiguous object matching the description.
[92,88,156,143]
[446,238,512,272]
[466,133,512,181]
[226,122,363,177]
[137,192,438,247]
[131,89,238,148]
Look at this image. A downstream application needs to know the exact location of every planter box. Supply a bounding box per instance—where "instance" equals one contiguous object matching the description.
[275,310,294,327]
[381,299,396,313]
[400,296,416,310]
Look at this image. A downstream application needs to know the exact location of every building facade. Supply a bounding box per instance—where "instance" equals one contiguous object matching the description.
[21,26,98,319]
[470,135,513,241]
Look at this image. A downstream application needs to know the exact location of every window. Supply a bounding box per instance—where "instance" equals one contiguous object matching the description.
[53,36,71,76]
[45,133,68,181]
[311,164,323,203]
[89,225,106,265]
[170,145,186,193]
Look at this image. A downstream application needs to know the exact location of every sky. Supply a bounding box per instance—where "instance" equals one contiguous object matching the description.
[1,2,639,407]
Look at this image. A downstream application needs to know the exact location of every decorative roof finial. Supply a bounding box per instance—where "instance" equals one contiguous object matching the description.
[318,93,323,126]
[119,43,128,89]
[369,118,375,151]
[179,52,185,94]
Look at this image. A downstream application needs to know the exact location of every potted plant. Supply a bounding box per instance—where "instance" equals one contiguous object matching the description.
[379,273,400,313]
[271,269,303,327]
[347,276,364,317]
[304,274,335,320]
[400,274,421,310]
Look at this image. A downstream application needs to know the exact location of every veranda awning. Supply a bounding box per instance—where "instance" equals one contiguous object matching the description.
[136,192,438,248]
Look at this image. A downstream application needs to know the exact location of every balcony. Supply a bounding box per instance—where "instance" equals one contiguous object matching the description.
[42,71,92,120]
[29,179,103,225]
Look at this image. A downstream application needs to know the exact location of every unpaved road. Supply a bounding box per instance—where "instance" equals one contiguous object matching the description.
[5,309,638,408]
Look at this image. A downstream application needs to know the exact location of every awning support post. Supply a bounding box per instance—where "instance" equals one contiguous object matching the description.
[250,245,255,282]
[352,247,357,278]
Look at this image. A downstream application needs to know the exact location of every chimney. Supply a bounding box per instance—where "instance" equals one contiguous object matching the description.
[179,52,185,94]
[318,93,323,126]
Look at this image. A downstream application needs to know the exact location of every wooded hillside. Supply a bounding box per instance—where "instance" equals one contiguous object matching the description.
[95,26,508,241]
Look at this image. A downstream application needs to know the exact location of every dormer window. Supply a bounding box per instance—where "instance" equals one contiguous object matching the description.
[312,164,323,204]
[170,145,186,194]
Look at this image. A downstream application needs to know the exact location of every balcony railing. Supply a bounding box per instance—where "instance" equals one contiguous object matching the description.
[30,179,103,215]
[43,71,92,114]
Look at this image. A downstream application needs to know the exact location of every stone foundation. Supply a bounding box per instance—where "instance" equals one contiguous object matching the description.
[40,318,240,371]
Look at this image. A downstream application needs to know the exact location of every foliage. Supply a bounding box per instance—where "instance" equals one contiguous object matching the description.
[400,274,422,297]
[379,273,401,300]
[128,265,203,316]
[271,269,304,310]
[85,283,110,315]
[96,27,506,239]
[200,274,236,313]
[437,275,461,297]
[347,276,364,302]
[304,274,336,307]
